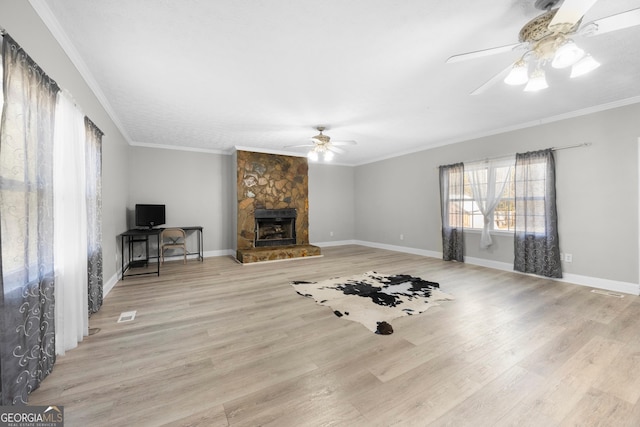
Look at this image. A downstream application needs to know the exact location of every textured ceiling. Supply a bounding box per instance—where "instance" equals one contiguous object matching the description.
[33,0,640,165]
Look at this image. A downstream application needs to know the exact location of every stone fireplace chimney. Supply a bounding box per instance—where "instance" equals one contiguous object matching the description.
[235,150,320,263]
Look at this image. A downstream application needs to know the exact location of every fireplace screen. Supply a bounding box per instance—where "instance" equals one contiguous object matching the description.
[254,208,297,247]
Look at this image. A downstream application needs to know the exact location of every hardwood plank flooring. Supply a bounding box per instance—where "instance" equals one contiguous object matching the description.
[27,245,640,426]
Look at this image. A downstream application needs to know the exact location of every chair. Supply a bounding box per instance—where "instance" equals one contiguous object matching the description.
[160,228,187,264]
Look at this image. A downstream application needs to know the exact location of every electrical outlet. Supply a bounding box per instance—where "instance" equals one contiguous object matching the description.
[400,234,404,240]
[565,253,573,263]
[329,231,334,237]
[559,253,564,261]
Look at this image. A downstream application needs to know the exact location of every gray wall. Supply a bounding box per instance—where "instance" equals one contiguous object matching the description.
[126,150,356,253]
[308,163,356,244]
[5,1,638,287]
[127,147,234,254]
[355,154,434,249]
[1,0,131,286]
[355,103,640,284]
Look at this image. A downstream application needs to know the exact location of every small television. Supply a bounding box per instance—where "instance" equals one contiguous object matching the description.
[135,204,166,229]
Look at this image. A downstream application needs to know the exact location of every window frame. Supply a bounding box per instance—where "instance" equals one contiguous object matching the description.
[461,158,516,234]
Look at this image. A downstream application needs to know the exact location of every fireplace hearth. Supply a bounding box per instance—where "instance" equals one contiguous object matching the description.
[254,208,297,247]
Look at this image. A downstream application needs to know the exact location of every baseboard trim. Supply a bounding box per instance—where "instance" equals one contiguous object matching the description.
[203,249,236,258]
[313,240,359,247]
[352,240,442,259]
[110,242,640,296]
[559,273,640,296]
[464,256,640,296]
[104,272,119,297]
[318,241,640,296]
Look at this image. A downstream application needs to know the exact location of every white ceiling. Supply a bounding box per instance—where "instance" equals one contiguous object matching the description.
[34,0,640,165]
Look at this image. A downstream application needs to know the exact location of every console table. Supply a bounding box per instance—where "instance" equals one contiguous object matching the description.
[120,226,203,280]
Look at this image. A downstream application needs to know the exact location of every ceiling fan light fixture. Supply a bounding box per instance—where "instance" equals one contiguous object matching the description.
[504,60,529,85]
[307,150,319,162]
[524,68,548,92]
[323,150,334,162]
[570,54,601,78]
[552,39,585,69]
[288,126,355,162]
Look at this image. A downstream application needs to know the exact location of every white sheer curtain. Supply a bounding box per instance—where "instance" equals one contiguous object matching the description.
[466,158,514,249]
[53,90,88,355]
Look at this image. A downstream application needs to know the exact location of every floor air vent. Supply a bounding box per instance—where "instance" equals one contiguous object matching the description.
[117,311,137,323]
[590,289,624,298]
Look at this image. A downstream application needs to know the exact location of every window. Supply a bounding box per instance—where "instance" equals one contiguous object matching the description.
[514,160,549,235]
[0,53,48,282]
[462,161,515,232]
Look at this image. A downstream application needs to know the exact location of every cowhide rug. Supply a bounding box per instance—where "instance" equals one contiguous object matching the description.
[292,271,453,334]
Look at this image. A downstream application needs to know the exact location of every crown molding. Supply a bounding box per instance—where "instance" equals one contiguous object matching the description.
[129,141,229,155]
[354,95,640,166]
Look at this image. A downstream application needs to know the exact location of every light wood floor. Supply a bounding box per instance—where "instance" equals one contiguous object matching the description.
[29,245,640,426]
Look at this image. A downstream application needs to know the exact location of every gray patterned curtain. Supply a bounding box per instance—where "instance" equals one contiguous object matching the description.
[514,149,562,278]
[0,34,59,405]
[439,163,464,262]
[85,117,103,314]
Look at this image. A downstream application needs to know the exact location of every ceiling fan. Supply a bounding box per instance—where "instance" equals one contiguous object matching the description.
[447,0,640,94]
[285,126,357,162]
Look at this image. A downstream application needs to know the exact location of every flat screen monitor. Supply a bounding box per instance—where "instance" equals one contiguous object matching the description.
[135,204,166,229]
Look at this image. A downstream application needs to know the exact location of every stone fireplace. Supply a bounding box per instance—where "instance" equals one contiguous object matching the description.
[236,150,321,263]
[254,208,297,247]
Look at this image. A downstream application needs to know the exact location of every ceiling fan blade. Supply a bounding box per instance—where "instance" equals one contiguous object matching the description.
[549,0,598,28]
[446,43,523,63]
[470,63,514,96]
[589,7,640,36]
[328,145,345,154]
[331,140,357,146]
[284,144,315,148]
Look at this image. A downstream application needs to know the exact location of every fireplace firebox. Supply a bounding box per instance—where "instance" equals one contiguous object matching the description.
[254,208,297,247]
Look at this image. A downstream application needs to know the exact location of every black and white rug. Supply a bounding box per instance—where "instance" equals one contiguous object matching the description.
[292,271,453,333]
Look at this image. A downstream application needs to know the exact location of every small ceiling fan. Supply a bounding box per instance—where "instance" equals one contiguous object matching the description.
[285,126,357,162]
[447,0,640,94]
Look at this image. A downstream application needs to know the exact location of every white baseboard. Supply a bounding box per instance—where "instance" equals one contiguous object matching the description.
[204,249,236,258]
[352,240,442,259]
[313,239,358,247]
[463,256,512,272]
[559,273,640,296]
[464,255,640,296]
[318,241,640,296]
[111,242,640,297]
[104,272,119,297]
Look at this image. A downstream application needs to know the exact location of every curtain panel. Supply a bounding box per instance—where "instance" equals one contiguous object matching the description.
[513,149,562,278]
[53,91,89,355]
[85,117,103,315]
[0,34,59,405]
[466,158,514,249]
[439,163,464,262]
